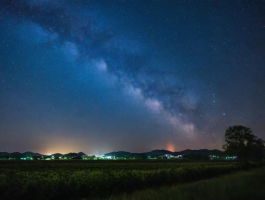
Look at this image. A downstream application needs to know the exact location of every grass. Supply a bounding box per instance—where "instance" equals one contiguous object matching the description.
[111,167,265,200]
[0,160,240,200]
[0,160,263,200]
[0,160,235,170]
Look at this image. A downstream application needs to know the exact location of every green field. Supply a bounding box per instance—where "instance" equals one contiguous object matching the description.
[112,167,265,200]
[0,160,255,200]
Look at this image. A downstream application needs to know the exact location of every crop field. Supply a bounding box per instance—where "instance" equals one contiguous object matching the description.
[0,160,241,200]
[113,167,265,200]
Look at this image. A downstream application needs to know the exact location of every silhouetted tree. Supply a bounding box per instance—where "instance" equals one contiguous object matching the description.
[223,125,264,165]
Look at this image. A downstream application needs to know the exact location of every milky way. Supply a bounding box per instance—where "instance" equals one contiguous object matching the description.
[0,0,265,155]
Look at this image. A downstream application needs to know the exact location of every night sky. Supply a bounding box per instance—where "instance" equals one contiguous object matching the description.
[0,0,265,155]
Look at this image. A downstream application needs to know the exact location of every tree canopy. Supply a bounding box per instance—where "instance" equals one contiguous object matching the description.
[223,125,264,163]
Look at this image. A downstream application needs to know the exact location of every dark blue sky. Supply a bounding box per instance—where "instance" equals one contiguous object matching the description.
[0,0,264,155]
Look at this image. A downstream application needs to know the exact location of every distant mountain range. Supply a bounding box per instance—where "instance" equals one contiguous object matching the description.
[0,151,87,159]
[0,149,224,159]
[0,151,42,158]
[104,149,224,158]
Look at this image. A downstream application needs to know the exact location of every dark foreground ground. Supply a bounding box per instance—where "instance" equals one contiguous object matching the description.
[0,160,263,200]
[110,167,265,200]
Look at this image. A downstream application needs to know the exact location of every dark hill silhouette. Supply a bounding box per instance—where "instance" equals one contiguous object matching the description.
[0,151,87,159]
[176,149,223,156]
[63,152,87,158]
[0,152,9,157]
[9,152,22,157]
[105,149,224,157]
[22,151,42,157]
[0,149,224,159]
[51,153,63,158]
[104,151,132,157]
[145,149,172,156]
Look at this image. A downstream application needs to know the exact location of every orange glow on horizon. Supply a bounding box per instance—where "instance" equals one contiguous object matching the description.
[41,137,90,155]
[166,143,175,152]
